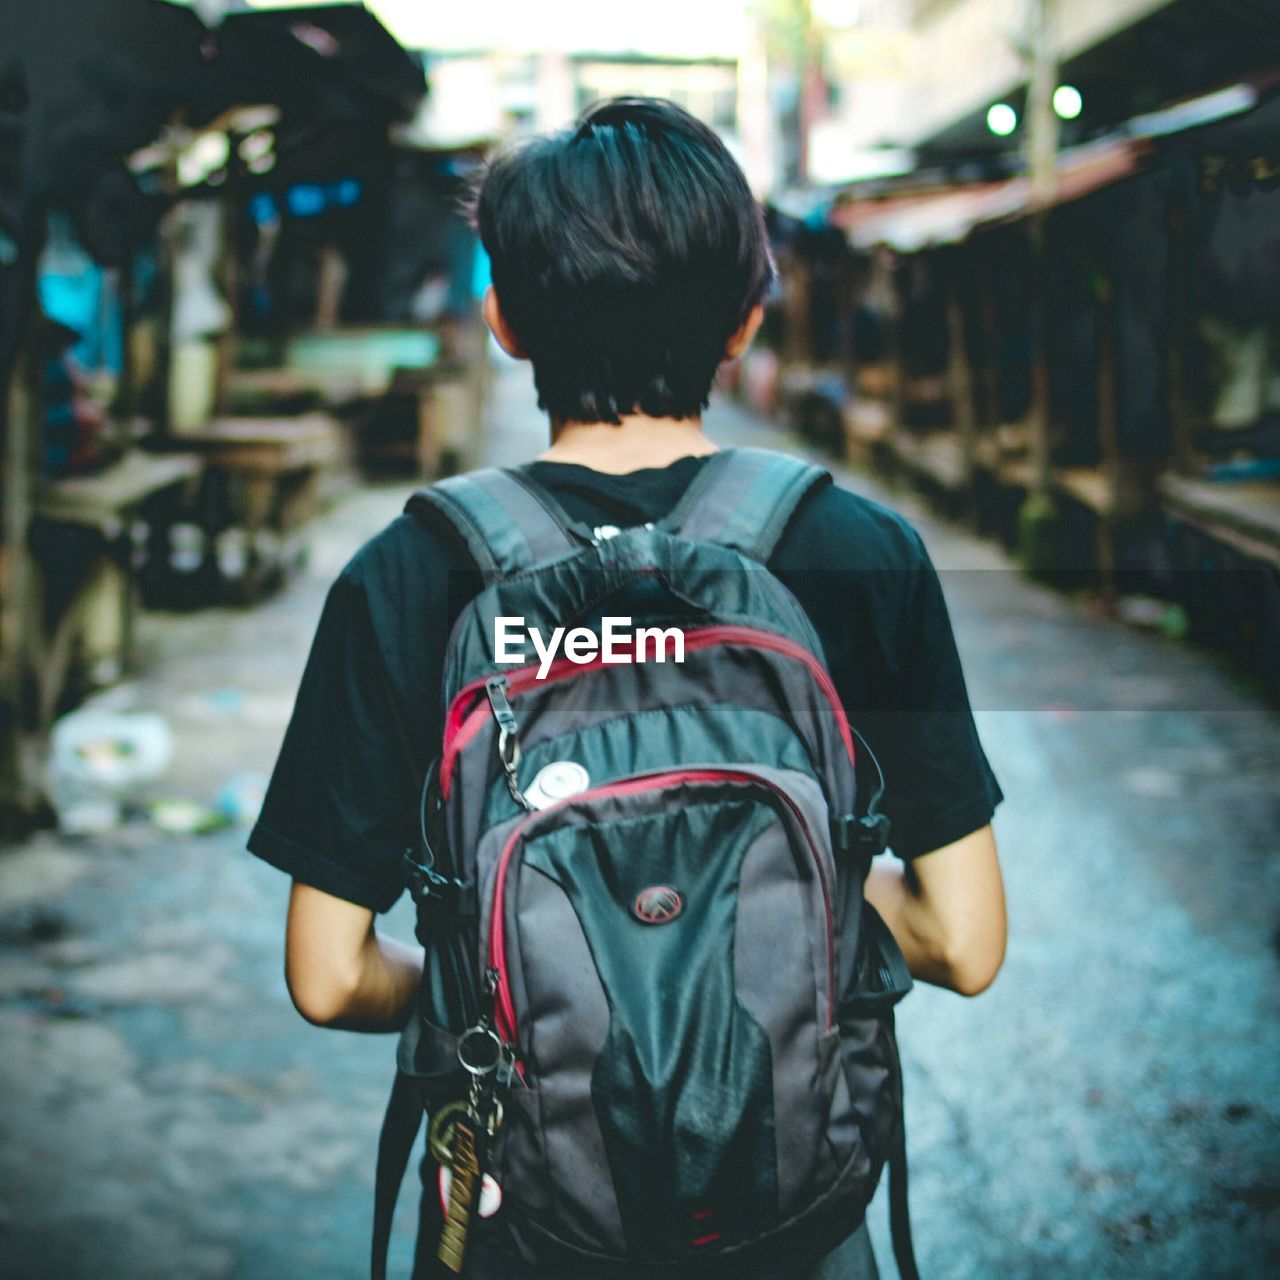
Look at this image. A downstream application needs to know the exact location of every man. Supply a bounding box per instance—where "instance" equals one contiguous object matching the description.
[250,98,1006,1278]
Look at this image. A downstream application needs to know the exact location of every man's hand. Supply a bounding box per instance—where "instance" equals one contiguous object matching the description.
[863,824,1006,996]
[284,882,423,1031]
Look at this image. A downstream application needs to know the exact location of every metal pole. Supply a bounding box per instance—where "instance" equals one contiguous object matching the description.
[1026,0,1057,500]
[1017,0,1061,573]
[1026,0,1060,212]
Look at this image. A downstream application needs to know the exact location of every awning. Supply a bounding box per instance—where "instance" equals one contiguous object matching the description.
[16,0,426,207]
[832,138,1151,252]
[213,3,426,126]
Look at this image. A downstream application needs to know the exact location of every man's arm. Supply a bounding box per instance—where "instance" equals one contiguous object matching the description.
[282,822,1005,1028]
[284,882,423,1031]
[863,824,1006,996]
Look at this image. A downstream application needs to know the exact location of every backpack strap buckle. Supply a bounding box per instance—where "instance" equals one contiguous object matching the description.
[831,812,892,861]
[403,849,477,923]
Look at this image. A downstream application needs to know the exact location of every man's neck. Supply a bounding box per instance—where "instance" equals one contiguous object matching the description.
[537,413,718,475]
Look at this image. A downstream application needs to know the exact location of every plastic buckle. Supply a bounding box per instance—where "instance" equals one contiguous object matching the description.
[403,849,477,921]
[854,813,892,856]
[402,851,431,902]
[832,813,892,860]
[403,848,448,901]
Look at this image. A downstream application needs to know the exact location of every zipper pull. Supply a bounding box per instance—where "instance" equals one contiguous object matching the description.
[485,676,530,810]
[485,675,518,735]
[481,965,522,1086]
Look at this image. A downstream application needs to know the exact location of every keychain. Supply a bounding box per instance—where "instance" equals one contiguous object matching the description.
[436,1023,508,1273]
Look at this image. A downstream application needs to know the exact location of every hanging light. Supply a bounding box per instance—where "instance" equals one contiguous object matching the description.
[238,131,274,163]
[177,131,230,187]
[986,103,1018,137]
[1053,84,1083,120]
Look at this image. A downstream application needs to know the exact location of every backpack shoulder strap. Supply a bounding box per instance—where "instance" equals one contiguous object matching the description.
[370,1070,421,1280]
[660,446,831,562]
[406,467,592,579]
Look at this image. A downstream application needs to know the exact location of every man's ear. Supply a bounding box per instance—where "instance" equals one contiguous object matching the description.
[724,302,765,360]
[483,286,528,360]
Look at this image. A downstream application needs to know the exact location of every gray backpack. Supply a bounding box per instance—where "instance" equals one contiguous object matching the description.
[373,448,918,1279]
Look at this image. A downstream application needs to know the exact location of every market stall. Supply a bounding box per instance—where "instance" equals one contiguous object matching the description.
[1157,85,1280,690]
[0,0,428,826]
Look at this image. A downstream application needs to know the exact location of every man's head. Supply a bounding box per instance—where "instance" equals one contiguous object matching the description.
[476,97,773,425]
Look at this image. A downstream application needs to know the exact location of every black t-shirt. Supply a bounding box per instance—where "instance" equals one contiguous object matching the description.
[249,454,1001,908]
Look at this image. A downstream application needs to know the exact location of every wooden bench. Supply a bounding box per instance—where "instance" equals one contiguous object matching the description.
[1159,473,1280,571]
[280,328,480,476]
[222,368,325,417]
[29,450,202,722]
[889,428,969,492]
[156,414,347,603]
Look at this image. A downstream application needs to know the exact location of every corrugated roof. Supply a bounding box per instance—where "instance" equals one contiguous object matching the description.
[832,138,1151,252]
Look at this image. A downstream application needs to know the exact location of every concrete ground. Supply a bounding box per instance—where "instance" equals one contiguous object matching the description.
[1,359,1277,1280]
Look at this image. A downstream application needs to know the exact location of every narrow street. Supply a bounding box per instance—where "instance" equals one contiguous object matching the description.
[2,361,1277,1280]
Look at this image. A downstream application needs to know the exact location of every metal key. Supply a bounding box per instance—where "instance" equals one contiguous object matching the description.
[437,1114,484,1273]
[428,1100,470,1168]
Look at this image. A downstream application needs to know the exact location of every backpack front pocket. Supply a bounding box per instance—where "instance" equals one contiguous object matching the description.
[484,768,840,1259]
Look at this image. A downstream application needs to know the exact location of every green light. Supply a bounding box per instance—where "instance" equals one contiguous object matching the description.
[1054,85,1083,120]
[987,103,1018,137]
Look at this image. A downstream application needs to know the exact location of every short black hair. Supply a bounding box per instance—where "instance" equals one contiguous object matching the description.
[475,97,773,424]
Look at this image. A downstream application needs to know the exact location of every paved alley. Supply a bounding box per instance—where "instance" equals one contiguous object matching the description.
[1,360,1277,1280]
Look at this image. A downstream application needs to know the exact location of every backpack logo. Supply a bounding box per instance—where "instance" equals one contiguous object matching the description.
[633,885,684,925]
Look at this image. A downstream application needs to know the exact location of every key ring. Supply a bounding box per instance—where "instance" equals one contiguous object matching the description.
[457,1025,503,1077]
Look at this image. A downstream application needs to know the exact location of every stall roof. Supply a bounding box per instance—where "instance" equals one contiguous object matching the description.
[832,74,1278,254]
[213,3,426,125]
[833,137,1151,252]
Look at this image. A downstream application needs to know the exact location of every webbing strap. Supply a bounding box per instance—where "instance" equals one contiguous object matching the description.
[888,1013,922,1280]
[371,1071,423,1280]
[411,449,828,574]
[661,447,830,562]
[889,1123,921,1280]
[407,468,588,579]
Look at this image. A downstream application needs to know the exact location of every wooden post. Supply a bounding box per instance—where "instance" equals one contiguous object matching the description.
[978,243,1002,433]
[796,0,819,185]
[1026,0,1058,499]
[1094,271,1120,594]
[888,260,907,458]
[945,251,978,514]
[0,68,42,826]
[116,246,137,441]
[1018,0,1062,574]
[153,114,184,436]
[782,250,813,369]
[837,249,858,388]
[0,326,42,824]
[214,133,241,418]
[1166,199,1195,475]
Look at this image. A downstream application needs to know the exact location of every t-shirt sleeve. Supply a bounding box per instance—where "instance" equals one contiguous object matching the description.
[247,572,419,912]
[868,536,1003,860]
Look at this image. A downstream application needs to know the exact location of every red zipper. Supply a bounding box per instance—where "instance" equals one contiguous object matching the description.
[439,626,854,797]
[487,768,837,1051]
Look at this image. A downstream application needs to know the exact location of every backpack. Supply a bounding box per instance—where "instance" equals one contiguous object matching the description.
[372,447,919,1280]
